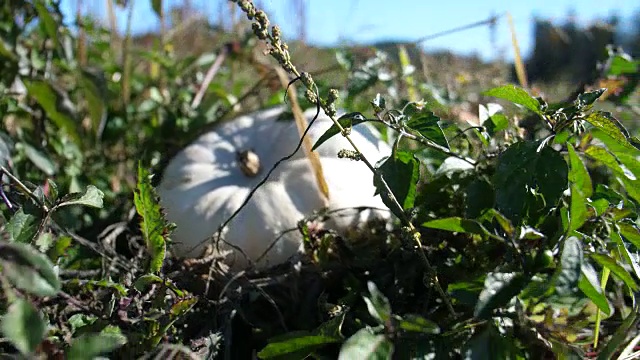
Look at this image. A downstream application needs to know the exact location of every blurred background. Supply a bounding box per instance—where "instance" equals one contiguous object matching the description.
[59,0,640,84]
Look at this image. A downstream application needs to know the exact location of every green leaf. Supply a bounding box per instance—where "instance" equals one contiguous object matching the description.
[79,69,107,140]
[35,1,61,54]
[578,263,611,315]
[169,297,197,319]
[584,111,632,148]
[312,112,369,151]
[67,333,127,360]
[133,274,164,293]
[483,85,540,114]
[584,146,635,180]
[567,146,592,232]
[591,253,639,291]
[618,223,640,248]
[258,334,341,359]
[405,110,449,150]
[5,208,39,243]
[0,242,61,297]
[21,142,57,176]
[554,236,583,296]
[24,80,79,142]
[422,217,487,236]
[373,151,419,212]
[493,141,568,223]
[338,328,393,360]
[0,299,47,355]
[607,55,638,76]
[363,281,392,324]
[395,314,440,334]
[151,0,163,17]
[474,272,526,319]
[56,185,104,209]
[575,88,606,107]
[134,164,167,273]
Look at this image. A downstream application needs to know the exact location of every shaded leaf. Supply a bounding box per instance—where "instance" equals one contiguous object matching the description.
[373,151,419,212]
[405,110,449,149]
[554,236,583,296]
[5,208,39,243]
[395,314,439,334]
[24,80,79,142]
[67,333,127,360]
[258,334,341,359]
[0,299,47,355]
[21,142,57,176]
[474,272,526,319]
[596,303,640,360]
[462,324,521,360]
[0,242,61,297]
[483,85,540,114]
[618,223,640,248]
[338,328,393,360]
[151,0,163,17]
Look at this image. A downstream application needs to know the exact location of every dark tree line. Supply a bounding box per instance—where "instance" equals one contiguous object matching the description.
[526,10,639,84]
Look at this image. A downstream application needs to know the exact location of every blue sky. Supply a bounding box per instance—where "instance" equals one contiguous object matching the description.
[61,0,638,61]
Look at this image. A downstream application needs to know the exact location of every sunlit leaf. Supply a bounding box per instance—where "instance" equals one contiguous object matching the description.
[585,111,633,149]
[578,263,611,315]
[363,281,392,324]
[406,110,449,149]
[56,185,104,209]
[67,333,127,360]
[483,84,541,114]
[312,112,369,151]
[5,208,39,243]
[474,272,526,319]
[258,334,341,359]
[422,217,487,236]
[373,151,419,212]
[134,163,167,273]
[338,328,393,360]
[591,253,639,291]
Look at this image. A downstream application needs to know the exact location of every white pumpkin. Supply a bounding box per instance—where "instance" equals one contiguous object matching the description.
[157,106,391,270]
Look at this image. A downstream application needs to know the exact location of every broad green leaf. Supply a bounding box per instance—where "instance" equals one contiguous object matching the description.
[464,179,494,219]
[363,281,392,324]
[422,217,487,236]
[584,111,632,148]
[68,314,98,334]
[618,223,640,248]
[578,263,611,315]
[312,112,369,151]
[133,274,164,293]
[575,88,606,107]
[493,141,567,223]
[591,253,639,291]
[338,328,393,360]
[0,299,47,355]
[567,145,592,197]
[0,242,61,297]
[5,208,39,243]
[373,151,419,212]
[395,314,440,334]
[611,232,640,281]
[405,110,449,150]
[483,85,540,114]
[24,80,79,142]
[258,334,341,359]
[554,237,583,296]
[474,272,526,319]
[584,146,630,178]
[56,185,104,209]
[608,55,638,76]
[567,146,592,232]
[20,142,57,176]
[67,333,127,360]
[134,164,167,273]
